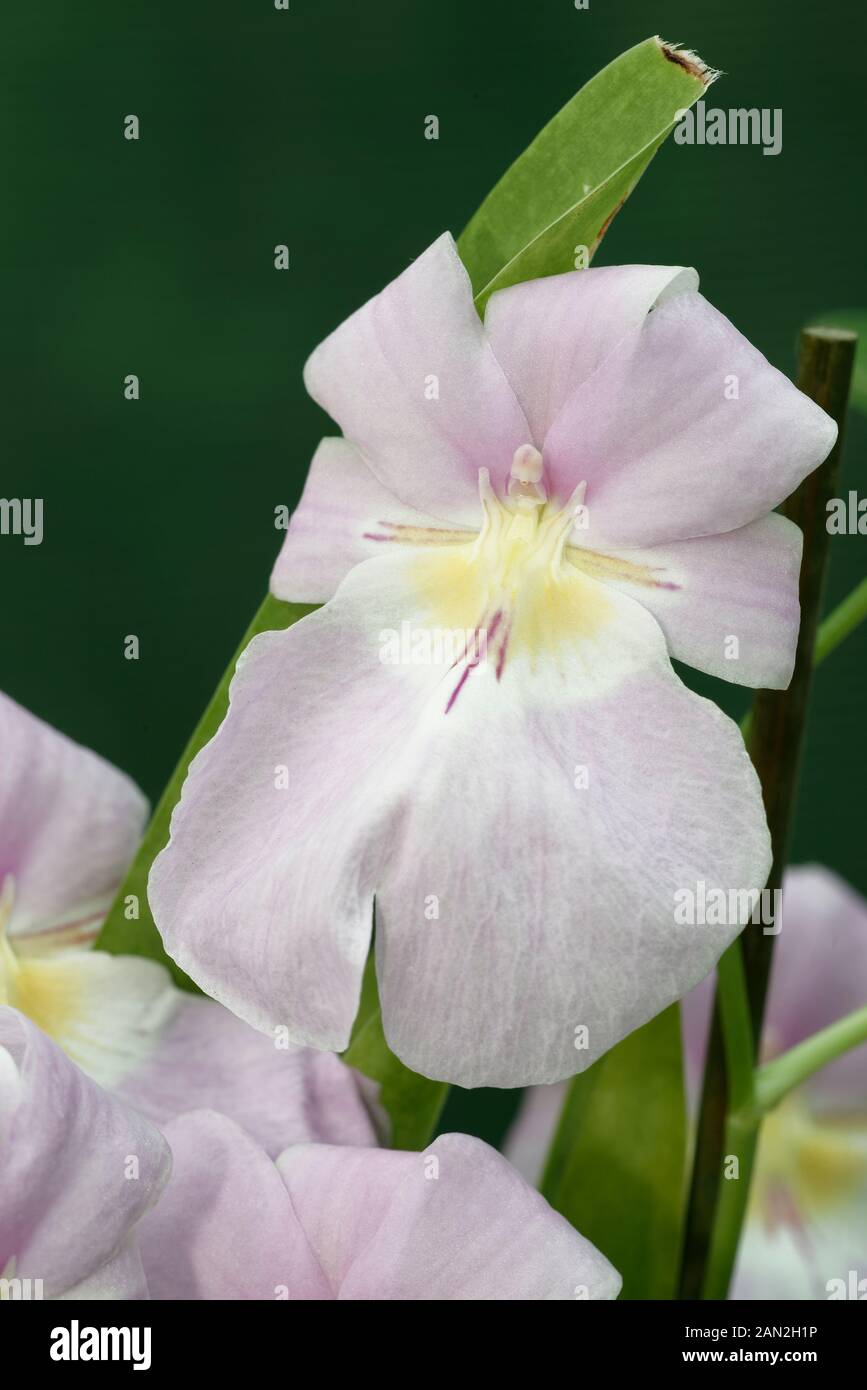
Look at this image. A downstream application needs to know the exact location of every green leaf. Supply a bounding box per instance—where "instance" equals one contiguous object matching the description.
[95,594,314,981]
[540,1005,686,1300]
[343,952,448,1150]
[810,311,867,414]
[457,36,715,310]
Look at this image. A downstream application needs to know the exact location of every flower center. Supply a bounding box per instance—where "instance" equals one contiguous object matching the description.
[404,446,612,703]
[473,446,588,584]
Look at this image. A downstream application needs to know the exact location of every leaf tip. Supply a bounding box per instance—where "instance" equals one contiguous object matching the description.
[656,37,720,88]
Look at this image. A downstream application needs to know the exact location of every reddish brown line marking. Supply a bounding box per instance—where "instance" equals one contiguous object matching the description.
[445,664,472,713]
[495,626,511,681]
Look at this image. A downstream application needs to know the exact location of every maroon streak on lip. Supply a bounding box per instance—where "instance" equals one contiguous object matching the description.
[445,609,506,710]
[445,663,472,713]
[495,626,511,681]
[447,619,489,673]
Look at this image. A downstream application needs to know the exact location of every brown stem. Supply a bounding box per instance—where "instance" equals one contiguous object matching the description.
[743,328,857,1029]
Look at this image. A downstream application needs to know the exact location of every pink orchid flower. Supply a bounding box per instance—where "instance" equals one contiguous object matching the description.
[506,866,867,1301]
[149,234,836,1088]
[0,691,375,1156]
[683,866,867,1301]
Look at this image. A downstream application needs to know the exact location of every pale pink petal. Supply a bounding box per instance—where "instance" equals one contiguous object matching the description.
[56,1238,150,1300]
[543,291,837,543]
[270,436,475,605]
[0,1007,169,1299]
[137,1110,330,1300]
[484,263,697,445]
[141,1120,619,1301]
[375,579,771,1087]
[276,1133,620,1299]
[0,692,147,939]
[149,554,451,1051]
[570,512,803,689]
[303,232,530,524]
[114,991,377,1158]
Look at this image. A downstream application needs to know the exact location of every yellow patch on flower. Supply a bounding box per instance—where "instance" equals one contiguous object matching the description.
[0,878,82,1044]
[407,480,615,678]
[751,1095,867,1228]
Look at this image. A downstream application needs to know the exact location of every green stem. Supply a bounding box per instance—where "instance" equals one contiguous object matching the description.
[715,941,754,1113]
[814,575,867,665]
[755,1003,867,1114]
[679,325,857,1301]
[700,1112,759,1300]
[697,943,758,1300]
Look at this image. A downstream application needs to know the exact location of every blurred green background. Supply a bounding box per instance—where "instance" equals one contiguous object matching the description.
[2,1,865,1140]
